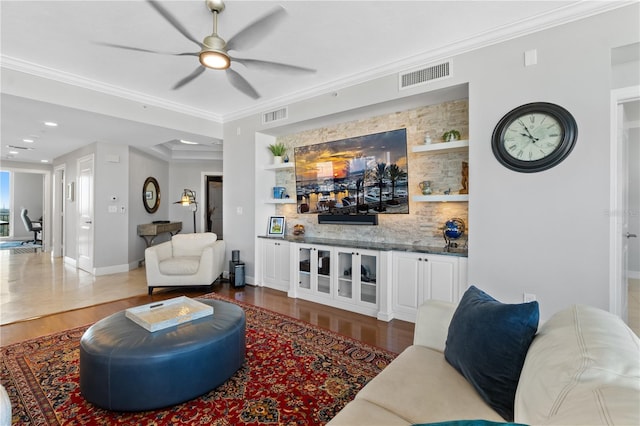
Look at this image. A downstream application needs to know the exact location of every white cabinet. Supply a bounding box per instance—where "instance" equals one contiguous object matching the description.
[261,239,290,291]
[392,251,462,322]
[278,240,466,322]
[290,243,384,318]
[335,248,378,309]
[293,244,333,299]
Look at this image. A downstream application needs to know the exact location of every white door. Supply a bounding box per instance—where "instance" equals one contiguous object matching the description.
[77,155,94,273]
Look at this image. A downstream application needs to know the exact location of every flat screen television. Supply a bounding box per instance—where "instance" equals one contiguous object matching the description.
[294,128,409,221]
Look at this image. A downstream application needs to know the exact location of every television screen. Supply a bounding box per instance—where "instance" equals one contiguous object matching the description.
[294,128,409,215]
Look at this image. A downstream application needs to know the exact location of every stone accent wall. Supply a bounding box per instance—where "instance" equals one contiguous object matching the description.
[274,99,469,247]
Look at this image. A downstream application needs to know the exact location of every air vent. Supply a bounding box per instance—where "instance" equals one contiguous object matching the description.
[262,107,288,124]
[399,60,451,90]
[6,145,33,150]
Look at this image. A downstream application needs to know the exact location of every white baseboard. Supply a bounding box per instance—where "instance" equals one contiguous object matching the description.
[64,256,77,268]
[94,264,130,276]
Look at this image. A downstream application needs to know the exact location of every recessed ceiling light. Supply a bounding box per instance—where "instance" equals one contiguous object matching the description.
[180,139,199,145]
[23,138,34,143]
[44,121,58,127]
[9,151,18,155]
[40,159,49,163]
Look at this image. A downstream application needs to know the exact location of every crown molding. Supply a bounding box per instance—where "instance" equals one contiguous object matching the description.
[1,1,631,125]
[222,1,632,122]
[1,56,223,124]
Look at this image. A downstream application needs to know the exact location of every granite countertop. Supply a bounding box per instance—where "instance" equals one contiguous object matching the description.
[258,235,467,257]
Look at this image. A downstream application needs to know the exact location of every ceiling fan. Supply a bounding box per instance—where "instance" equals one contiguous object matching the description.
[98,0,316,99]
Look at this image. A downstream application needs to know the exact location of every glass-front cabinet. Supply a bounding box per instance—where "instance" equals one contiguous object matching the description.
[336,248,378,307]
[297,244,332,297]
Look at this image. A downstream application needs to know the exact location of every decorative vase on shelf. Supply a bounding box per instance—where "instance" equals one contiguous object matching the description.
[424,133,432,144]
[418,180,432,195]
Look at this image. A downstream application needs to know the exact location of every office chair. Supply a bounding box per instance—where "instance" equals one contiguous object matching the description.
[20,208,42,244]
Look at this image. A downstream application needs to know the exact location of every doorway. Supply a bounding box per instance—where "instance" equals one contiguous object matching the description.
[206,175,223,239]
[610,87,639,325]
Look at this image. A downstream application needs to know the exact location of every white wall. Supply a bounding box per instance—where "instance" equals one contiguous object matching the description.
[224,4,640,320]
[128,148,170,265]
[169,161,223,235]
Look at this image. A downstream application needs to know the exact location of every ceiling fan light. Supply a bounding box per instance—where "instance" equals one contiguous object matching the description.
[199,50,230,70]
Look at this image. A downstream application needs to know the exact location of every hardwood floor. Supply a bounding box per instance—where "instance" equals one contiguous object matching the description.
[0,252,415,352]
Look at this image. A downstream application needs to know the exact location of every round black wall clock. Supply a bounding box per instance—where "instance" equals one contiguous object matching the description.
[492,102,577,173]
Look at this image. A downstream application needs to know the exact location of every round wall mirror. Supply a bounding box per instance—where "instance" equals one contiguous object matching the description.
[143,177,160,213]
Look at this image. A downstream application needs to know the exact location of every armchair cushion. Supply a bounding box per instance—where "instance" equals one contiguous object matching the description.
[159,256,201,275]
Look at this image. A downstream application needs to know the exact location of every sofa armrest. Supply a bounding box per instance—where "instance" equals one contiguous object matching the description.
[413,299,457,352]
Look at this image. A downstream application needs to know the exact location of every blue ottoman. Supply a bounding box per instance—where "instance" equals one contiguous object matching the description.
[79,299,245,411]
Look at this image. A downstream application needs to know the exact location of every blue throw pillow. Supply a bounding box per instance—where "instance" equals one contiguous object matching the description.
[444,286,539,421]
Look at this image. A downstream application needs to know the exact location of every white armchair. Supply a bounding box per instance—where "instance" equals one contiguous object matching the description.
[144,233,226,295]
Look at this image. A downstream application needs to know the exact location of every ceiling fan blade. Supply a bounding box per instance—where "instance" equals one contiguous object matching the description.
[172,66,206,90]
[233,57,316,75]
[146,0,201,48]
[94,41,198,57]
[226,6,287,52]
[225,68,260,99]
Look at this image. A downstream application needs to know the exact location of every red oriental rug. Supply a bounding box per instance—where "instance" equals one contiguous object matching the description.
[1,292,396,425]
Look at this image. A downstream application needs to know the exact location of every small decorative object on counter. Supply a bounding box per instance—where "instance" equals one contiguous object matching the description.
[424,133,432,144]
[443,218,466,249]
[293,224,305,236]
[442,129,461,142]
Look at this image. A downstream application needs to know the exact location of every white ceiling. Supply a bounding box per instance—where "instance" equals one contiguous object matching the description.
[0,0,628,164]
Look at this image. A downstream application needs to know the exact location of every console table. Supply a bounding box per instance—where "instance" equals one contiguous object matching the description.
[137,222,182,247]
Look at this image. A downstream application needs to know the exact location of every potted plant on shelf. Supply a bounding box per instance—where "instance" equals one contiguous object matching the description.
[267,142,287,164]
[442,129,461,142]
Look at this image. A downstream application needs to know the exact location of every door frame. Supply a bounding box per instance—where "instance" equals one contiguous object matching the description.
[609,85,640,318]
[200,171,222,235]
[52,164,65,258]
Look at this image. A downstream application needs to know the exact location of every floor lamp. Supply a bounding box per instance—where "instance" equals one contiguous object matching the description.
[176,189,197,233]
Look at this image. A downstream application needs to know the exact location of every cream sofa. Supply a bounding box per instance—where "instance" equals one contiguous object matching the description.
[145,233,225,295]
[329,300,640,425]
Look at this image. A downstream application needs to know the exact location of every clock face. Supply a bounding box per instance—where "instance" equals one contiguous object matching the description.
[503,113,562,162]
[492,103,577,173]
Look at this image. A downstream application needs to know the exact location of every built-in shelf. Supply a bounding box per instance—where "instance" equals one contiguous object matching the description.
[264,162,295,170]
[413,194,469,202]
[265,198,297,204]
[412,139,469,153]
